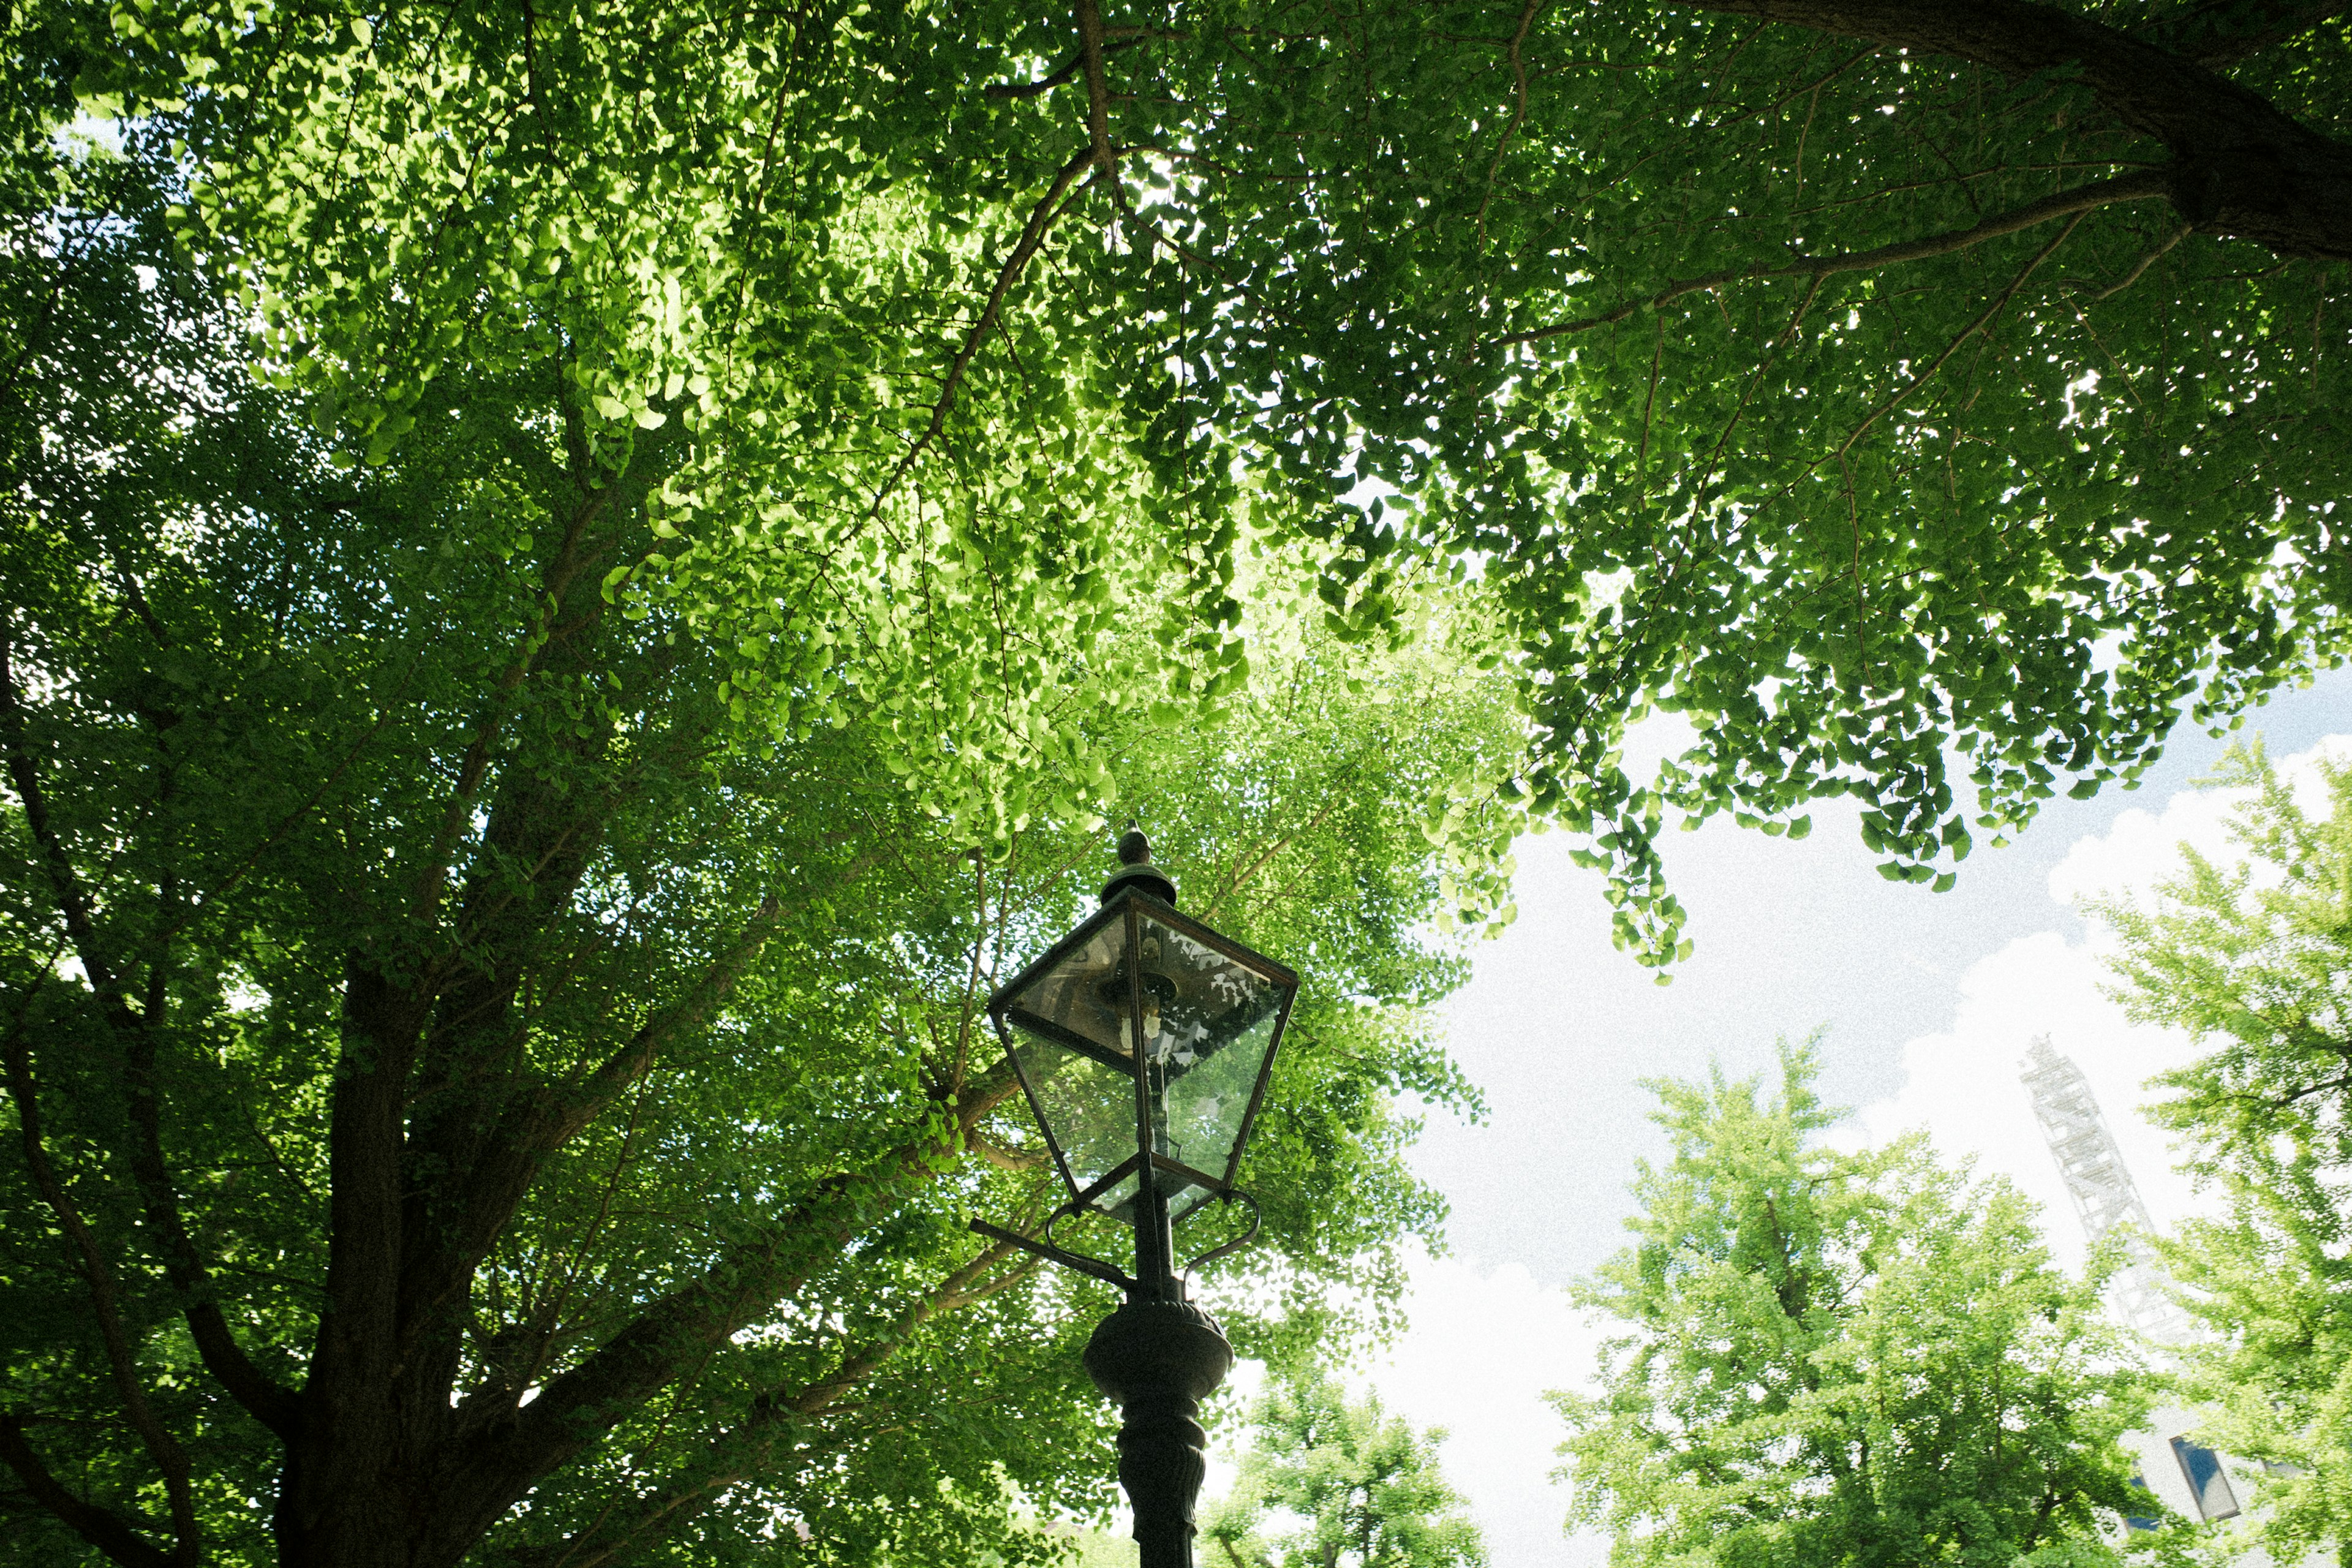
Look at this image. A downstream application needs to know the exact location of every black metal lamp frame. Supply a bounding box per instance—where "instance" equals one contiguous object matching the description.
[970,832,1296,1568]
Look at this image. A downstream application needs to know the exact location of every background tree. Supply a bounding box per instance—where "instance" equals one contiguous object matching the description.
[2093,741,2352,1566]
[0,91,1528,1568]
[59,0,2352,971]
[1554,1044,2160,1568]
[1201,1368,1485,1568]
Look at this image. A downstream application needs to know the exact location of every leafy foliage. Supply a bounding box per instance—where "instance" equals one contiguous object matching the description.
[0,78,1528,1568]
[9,0,2350,1558]
[1202,1367,1485,1568]
[51,0,2352,968]
[2092,742,2352,1563]
[1554,1044,2161,1568]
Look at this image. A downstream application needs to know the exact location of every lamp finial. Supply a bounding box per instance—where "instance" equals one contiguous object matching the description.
[1102,824,1176,907]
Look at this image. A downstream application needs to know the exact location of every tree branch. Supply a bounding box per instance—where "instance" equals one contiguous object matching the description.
[1475,0,1552,249]
[986,35,1145,100]
[2079,221,2191,300]
[439,895,793,1420]
[968,1126,1049,1170]
[782,1238,1031,1419]
[555,894,788,1149]
[386,477,685,1387]
[1738,206,2088,553]
[1831,209,2086,461]
[2,1030,198,1567]
[1682,271,1825,514]
[0,628,300,1440]
[444,1063,1027,1543]
[988,47,1088,99]
[497,1240,1033,1568]
[2135,0,2352,67]
[0,1416,174,1568]
[1076,0,1122,185]
[1499,169,2168,345]
[0,628,118,999]
[1198,791,1351,922]
[870,146,1099,517]
[405,486,618,925]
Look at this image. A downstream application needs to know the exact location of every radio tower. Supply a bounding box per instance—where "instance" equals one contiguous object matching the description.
[2019,1036,2195,1346]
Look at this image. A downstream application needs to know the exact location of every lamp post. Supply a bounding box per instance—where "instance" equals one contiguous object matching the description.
[972,829,1299,1568]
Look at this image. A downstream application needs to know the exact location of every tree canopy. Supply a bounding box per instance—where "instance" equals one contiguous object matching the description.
[2092,742,2352,1566]
[1553,1044,2160,1568]
[0,100,1528,1568]
[50,0,2352,961]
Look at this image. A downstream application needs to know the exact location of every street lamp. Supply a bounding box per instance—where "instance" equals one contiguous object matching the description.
[971,828,1299,1568]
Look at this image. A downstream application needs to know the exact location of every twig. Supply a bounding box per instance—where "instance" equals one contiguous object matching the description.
[1706,42,1878,136]
[1839,450,1866,693]
[2081,221,2189,301]
[1637,313,1666,497]
[1833,211,2089,462]
[2144,0,2352,65]
[1497,170,2168,347]
[1475,0,1551,249]
[1686,274,1824,511]
[870,148,1098,517]
[952,851,989,1090]
[986,35,1144,99]
[1199,791,1351,922]
[161,663,413,940]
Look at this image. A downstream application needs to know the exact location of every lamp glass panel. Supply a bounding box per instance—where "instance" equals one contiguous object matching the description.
[1006,1024,1136,1200]
[1088,1167,1145,1221]
[1138,913,1286,1188]
[1001,916,1136,1063]
[1000,912,1142,1203]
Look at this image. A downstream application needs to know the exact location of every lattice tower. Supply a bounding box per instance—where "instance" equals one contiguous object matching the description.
[2019,1036,2196,1346]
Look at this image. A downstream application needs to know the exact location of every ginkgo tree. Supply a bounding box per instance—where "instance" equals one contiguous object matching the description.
[0,80,1527,1568]
[1555,1046,2163,1568]
[1202,1368,1486,1568]
[2092,742,2352,1566]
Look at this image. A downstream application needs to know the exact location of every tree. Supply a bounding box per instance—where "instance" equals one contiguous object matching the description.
[1554,1043,2158,1568]
[2092,741,2352,1566]
[48,0,2350,968]
[1201,1368,1484,1568]
[0,102,1529,1568]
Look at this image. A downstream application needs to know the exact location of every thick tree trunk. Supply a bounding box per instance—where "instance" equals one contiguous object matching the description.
[1696,0,2352,260]
[274,963,429,1568]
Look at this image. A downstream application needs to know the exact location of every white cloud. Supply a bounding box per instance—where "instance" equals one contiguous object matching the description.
[1851,736,2352,1265]
[1841,929,2203,1261]
[2047,736,2350,911]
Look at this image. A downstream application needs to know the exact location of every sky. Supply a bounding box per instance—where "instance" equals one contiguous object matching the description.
[1190,668,2352,1567]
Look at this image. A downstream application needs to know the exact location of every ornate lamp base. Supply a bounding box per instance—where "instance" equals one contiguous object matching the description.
[1082,1300,1236,1568]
